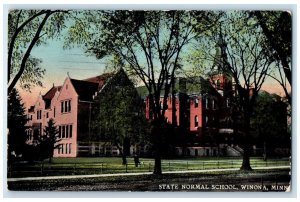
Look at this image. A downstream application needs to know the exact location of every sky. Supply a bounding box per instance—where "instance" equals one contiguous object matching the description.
[18,38,107,108]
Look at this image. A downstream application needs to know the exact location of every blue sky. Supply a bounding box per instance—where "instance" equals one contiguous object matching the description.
[19,38,107,107]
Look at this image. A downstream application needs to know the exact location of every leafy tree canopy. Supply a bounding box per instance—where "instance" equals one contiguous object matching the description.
[8,10,69,93]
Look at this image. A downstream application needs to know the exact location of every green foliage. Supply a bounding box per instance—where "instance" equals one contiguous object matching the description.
[7,88,27,158]
[66,11,219,119]
[251,92,289,149]
[8,10,69,93]
[39,119,60,162]
[91,69,148,153]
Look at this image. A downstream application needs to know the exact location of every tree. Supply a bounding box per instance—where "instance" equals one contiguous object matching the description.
[7,88,28,162]
[251,91,289,159]
[191,11,274,170]
[252,11,292,104]
[8,9,69,94]
[39,119,60,163]
[66,10,219,174]
[218,13,276,170]
[91,69,146,164]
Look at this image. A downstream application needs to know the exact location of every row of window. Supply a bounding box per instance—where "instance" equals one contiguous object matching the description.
[26,130,33,140]
[61,100,71,113]
[158,97,230,111]
[194,115,216,128]
[57,143,72,154]
[31,100,71,121]
[193,98,216,109]
[58,124,73,139]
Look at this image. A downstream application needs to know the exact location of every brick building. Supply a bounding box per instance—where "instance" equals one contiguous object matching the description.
[25,71,118,157]
[143,70,237,156]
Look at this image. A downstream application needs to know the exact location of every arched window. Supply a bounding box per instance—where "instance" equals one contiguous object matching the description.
[195,115,199,127]
[205,116,209,125]
[205,98,209,109]
[195,98,199,108]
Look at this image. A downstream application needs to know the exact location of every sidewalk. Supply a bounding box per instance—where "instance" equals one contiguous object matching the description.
[7,165,290,182]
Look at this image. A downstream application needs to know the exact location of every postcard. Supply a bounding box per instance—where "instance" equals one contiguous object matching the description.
[6,9,292,192]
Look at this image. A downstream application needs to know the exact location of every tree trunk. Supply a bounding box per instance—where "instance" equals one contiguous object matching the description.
[240,143,252,170]
[240,115,252,171]
[151,118,163,175]
[122,155,127,165]
[153,154,162,175]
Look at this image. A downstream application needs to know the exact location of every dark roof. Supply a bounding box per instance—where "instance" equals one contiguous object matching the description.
[43,86,61,100]
[136,77,220,98]
[70,79,99,101]
[83,73,114,89]
[43,86,61,109]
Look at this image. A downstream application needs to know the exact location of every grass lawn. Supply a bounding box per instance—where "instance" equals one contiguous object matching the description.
[8,156,290,178]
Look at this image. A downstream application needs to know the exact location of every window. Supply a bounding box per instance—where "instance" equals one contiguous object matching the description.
[46,112,49,118]
[66,125,69,138]
[54,107,56,117]
[61,100,71,113]
[195,115,198,127]
[205,116,209,124]
[195,98,198,108]
[61,144,64,154]
[69,143,72,154]
[65,101,68,112]
[212,99,216,110]
[70,125,73,138]
[58,145,61,154]
[59,126,61,138]
[205,98,209,109]
[37,110,42,120]
[65,144,68,154]
[62,125,65,138]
